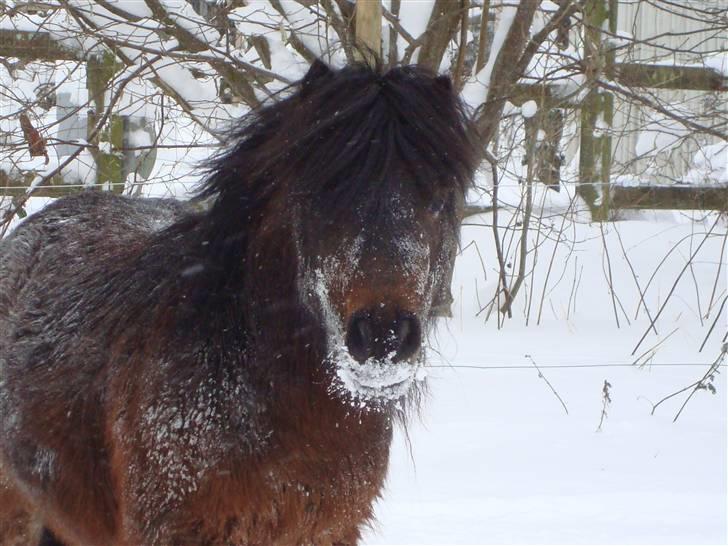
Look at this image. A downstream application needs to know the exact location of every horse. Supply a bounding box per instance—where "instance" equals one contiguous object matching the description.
[0,60,479,546]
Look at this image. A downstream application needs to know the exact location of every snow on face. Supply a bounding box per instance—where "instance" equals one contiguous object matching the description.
[295,213,432,407]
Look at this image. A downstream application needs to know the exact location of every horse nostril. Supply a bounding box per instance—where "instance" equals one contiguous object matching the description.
[346,314,373,363]
[393,315,421,362]
[346,311,422,363]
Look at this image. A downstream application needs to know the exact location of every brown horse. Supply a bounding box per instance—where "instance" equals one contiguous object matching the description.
[0,61,478,545]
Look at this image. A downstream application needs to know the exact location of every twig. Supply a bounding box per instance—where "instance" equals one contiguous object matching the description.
[382,4,415,45]
[651,346,725,422]
[453,0,469,92]
[526,354,569,415]
[687,223,704,326]
[705,228,727,319]
[634,231,713,321]
[0,56,161,235]
[525,193,545,326]
[672,354,722,423]
[596,379,612,432]
[502,124,536,315]
[699,295,728,353]
[474,0,491,74]
[486,150,512,320]
[385,0,401,68]
[538,195,579,325]
[632,327,679,366]
[632,214,722,355]
[566,257,580,321]
[614,225,657,334]
[596,77,728,143]
[600,222,621,328]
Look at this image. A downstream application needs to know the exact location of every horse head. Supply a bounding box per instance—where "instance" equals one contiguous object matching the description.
[284,62,479,405]
[199,61,478,406]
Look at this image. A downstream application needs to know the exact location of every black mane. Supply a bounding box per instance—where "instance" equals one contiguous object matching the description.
[196,62,479,262]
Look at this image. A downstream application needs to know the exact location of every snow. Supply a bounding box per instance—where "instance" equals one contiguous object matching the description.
[685,143,728,185]
[4,160,726,545]
[59,145,96,186]
[231,2,282,37]
[127,128,152,148]
[394,0,436,64]
[652,52,728,78]
[160,0,221,46]
[702,52,728,77]
[0,9,98,55]
[55,63,89,107]
[635,117,689,159]
[394,0,434,42]
[104,0,154,19]
[280,1,347,67]
[462,2,520,109]
[1,4,727,540]
[363,211,727,544]
[153,60,219,106]
[521,100,537,119]
[302,240,426,406]
[263,37,309,83]
[333,348,423,404]
[605,30,634,49]
[0,196,55,233]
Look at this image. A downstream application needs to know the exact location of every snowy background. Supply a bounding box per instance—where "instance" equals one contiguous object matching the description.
[364,209,727,545]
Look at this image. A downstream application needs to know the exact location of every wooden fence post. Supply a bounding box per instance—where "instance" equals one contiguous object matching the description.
[578,0,616,221]
[86,51,124,191]
[355,0,382,65]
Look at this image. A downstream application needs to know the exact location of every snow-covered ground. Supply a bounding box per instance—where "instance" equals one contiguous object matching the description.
[365,212,727,545]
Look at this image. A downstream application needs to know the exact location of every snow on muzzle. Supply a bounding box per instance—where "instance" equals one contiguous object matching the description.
[329,305,426,405]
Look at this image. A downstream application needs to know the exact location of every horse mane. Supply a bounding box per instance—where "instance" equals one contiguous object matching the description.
[195,62,480,272]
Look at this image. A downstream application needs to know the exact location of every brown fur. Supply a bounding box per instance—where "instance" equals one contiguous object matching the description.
[0,468,42,546]
[0,194,393,546]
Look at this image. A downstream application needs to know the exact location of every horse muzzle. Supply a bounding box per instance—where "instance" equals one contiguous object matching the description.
[344,309,422,364]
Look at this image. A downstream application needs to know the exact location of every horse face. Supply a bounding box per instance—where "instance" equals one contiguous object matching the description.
[295,177,462,403]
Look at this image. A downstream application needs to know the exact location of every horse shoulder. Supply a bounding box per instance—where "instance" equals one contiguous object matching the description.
[0,192,192,545]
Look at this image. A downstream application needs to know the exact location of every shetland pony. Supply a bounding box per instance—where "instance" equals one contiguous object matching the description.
[0,61,478,545]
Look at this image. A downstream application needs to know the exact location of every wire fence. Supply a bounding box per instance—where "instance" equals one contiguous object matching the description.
[1,180,728,191]
[426,362,727,370]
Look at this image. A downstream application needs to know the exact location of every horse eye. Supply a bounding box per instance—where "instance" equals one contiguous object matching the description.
[428,197,446,216]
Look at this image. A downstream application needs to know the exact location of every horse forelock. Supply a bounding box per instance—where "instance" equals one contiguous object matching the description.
[198,63,479,229]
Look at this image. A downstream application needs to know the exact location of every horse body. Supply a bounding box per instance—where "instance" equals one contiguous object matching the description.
[0,62,478,545]
[0,193,389,545]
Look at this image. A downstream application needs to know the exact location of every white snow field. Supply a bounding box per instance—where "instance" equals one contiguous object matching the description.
[365,211,727,545]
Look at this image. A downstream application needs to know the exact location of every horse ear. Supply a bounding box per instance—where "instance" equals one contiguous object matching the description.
[434,74,453,93]
[302,60,333,92]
